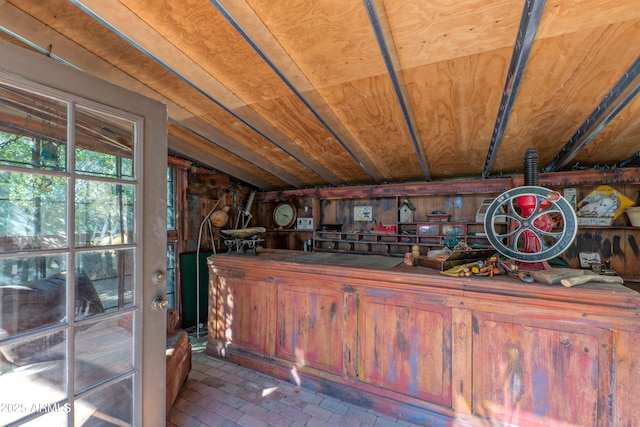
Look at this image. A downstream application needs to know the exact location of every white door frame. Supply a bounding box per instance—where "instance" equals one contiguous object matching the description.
[0,39,168,426]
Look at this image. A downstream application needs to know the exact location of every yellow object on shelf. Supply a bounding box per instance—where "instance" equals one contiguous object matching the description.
[576,184,634,226]
[441,262,481,277]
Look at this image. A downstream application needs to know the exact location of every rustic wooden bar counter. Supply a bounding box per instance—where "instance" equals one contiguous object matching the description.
[206,249,640,426]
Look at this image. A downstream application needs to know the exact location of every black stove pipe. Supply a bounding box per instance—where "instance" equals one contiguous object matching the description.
[524,148,539,186]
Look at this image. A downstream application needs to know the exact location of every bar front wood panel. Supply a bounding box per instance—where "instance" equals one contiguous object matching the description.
[211,275,268,353]
[615,329,640,425]
[358,295,451,406]
[473,314,605,426]
[277,285,344,374]
[207,250,640,426]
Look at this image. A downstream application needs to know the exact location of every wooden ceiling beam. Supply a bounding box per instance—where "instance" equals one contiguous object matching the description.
[544,56,640,172]
[170,117,310,188]
[168,134,276,190]
[256,177,512,202]
[69,0,243,108]
[212,0,386,184]
[481,0,546,178]
[6,0,639,187]
[363,0,430,181]
[0,2,294,189]
[0,2,189,116]
[71,0,338,188]
[619,151,640,168]
[257,167,640,202]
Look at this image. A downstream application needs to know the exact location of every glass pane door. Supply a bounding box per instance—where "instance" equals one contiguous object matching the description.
[0,41,167,427]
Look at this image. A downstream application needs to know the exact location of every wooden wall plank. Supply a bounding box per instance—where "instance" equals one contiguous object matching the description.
[560,181,640,276]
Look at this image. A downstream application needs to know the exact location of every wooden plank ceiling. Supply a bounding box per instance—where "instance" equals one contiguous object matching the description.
[0,0,639,190]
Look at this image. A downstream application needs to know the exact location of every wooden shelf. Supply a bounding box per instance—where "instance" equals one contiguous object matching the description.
[577,225,640,230]
[313,227,495,256]
[255,176,640,278]
[264,228,313,250]
[267,228,313,232]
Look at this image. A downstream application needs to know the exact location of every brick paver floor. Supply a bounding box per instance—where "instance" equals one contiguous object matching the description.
[167,342,421,427]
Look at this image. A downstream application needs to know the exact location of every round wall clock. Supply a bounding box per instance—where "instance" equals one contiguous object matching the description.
[273,202,297,228]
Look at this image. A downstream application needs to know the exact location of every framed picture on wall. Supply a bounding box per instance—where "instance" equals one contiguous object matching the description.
[354,206,372,221]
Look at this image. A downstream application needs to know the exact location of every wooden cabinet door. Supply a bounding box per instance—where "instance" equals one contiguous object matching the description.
[473,313,610,426]
[358,295,452,406]
[277,285,344,374]
[213,276,269,353]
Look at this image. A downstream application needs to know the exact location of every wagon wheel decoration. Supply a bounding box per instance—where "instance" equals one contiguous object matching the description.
[483,186,578,262]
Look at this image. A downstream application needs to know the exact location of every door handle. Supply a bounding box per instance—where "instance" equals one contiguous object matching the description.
[151,296,169,310]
